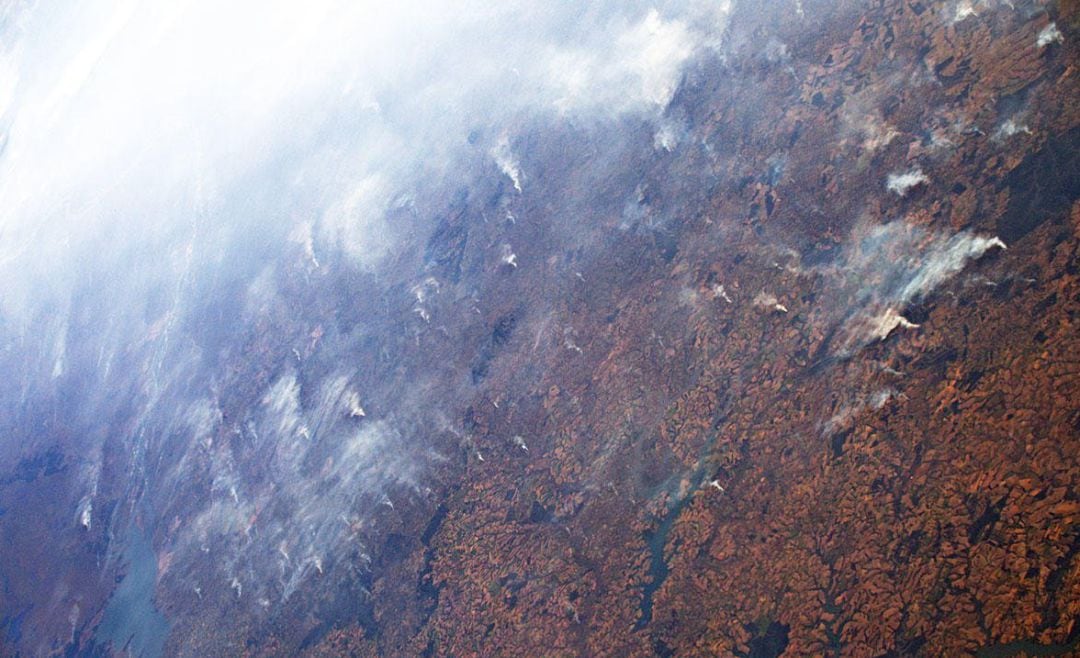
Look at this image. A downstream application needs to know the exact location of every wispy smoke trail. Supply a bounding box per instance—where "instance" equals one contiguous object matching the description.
[0,0,735,646]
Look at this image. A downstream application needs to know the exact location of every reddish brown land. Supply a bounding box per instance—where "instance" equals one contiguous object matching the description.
[269,2,1080,657]
[2,1,1076,657]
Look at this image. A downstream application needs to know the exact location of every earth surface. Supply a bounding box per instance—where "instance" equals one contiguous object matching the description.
[0,1,1078,657]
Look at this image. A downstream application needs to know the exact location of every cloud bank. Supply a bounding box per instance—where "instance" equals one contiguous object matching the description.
[0,0,735,648]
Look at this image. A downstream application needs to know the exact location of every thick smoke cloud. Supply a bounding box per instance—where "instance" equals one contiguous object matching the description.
[0,0,733,394]
[0,0,731,300]
[0,0,735,644]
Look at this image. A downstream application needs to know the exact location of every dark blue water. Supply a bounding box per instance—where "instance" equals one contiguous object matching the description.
[635,493,689,630]
[94,524,170,657]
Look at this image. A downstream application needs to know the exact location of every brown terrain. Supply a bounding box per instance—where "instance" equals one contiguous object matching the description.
[261,1,1080,657]
[1,0,1076,657]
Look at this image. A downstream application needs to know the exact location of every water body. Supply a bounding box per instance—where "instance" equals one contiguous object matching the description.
[635,489,693,630]
[94,523,170,657]
[636,417,732,631]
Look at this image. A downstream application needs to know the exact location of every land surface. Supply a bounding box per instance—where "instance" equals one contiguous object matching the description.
[1,0,1078,656]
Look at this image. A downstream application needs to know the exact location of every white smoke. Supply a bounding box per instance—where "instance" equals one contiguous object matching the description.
[886,168,929,196]
[0,0,734,328]
[0,0,738,630]
[491,134,524,193]
[1037,23,1063,48]
[810,220,1006,352]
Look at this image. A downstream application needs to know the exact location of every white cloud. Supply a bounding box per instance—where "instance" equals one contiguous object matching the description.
[654,116,687,151]
[1037,23,1063,48]
[894,233,1005,303]
[166,370,421,605]
[953,1,977,22]
[822,388,895,436]
[0,1,733,329]
[711,283,733,303]
[863,307,920,342]
[0,0,737,624]
[491,134,523,193]
[547,9,696,116]
[754,291,788,313]
[886,168,929,196]
[993,118,1032,141]
[319,174,396,269]
[262,373,306,445]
